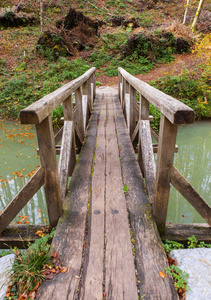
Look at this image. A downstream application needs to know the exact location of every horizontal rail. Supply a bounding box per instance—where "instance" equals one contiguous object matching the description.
[20,67,96,124]
[118,67,195,125]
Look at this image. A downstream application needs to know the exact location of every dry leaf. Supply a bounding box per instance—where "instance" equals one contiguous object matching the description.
[159,271,165,279]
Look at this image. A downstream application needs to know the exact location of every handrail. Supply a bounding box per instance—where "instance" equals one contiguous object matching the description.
[0,68,96,235]
[118,67,195,125]
[118,67,211,232]
[20,67,96,124]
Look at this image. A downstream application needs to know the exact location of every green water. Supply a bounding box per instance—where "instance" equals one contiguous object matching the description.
[1,120,211,225]
[167,120,211,224]
[0,120,48,225]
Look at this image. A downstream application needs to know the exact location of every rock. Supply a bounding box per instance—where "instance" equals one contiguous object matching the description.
[0,254,15,300]
[170,249,211,300]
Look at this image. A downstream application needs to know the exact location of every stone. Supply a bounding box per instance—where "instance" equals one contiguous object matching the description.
[0,254,15,300]
[170,249,211,300]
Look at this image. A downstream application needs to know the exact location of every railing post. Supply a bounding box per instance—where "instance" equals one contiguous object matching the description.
[138,95,149,175]
[35,115,62,227]
[153,114,178,232]
[129,85,136,139]
[63,95,76,176]
[75,87,85,151]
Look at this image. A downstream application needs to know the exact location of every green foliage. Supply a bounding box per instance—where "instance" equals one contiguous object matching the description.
[162,239,184,255]
[10,229,55,295]
[149,67,211,124]
[188,235,211,249]
[165,265,189,291]
[0,57,90,119]
[123,184,129,195]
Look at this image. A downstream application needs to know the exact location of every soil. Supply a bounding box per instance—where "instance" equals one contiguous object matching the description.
[97,52,207,86]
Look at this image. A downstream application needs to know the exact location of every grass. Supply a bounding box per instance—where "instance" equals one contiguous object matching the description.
[3,229,56,299]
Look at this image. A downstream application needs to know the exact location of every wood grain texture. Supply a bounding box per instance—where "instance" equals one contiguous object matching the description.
[140,120,155,204]
[20,67,96,124]
[163,223,211,242]
[36,94,101,300]
[153,114,178,230]
[36,115,62,227]
[118,67,195,125]
[105,95,138,300]
[170,166,211,226]
[58,121,74,202]
[0,224,50,249]
[0,167,44,235]
[113,93,178,300]
[83,97,106,300]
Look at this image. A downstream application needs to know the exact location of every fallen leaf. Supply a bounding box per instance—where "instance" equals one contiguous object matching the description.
[61,266,67,273]
[159,271,165,279]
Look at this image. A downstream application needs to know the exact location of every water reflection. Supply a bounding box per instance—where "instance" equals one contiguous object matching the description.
[0,120,48,225]
[167,121,211,224]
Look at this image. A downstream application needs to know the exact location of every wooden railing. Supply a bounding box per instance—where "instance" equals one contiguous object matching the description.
[118,67,211,234]
[0,67,96,236]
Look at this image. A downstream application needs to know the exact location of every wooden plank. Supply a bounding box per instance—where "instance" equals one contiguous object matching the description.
[152,144,178,154]
[105,95,138,300]
[75,88,85,140]
[153,114,178,232]
[118,67,195,125]
[129,85,136,139]
[113,93,178,299]
[54,127,63,144]
[82,95,88,131]
[0,224,50,249]
[36,94,102,300]
[0,167,44,235]
[131,121,139,144]
[140,120,155,204]
[125,93,130,131]
[83,98,106,300]
[138,95,149,176]
[163,223,211,243]
[58,121,74,202]
[63,94,73,121]
[36,115,62,227]
[170,166,211,226]
[20,67,96,124]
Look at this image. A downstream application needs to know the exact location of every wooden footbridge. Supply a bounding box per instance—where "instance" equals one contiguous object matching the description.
[1,67,211,299]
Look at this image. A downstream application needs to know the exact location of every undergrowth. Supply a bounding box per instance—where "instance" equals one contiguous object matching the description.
[163,235,211,298]
[0,57,90,119]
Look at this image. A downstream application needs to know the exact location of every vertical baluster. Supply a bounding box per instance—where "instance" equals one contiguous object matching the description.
[75,87,85,151]
[138,95,149,175]
[63,95,76,176]
[129,85,136,139]
[153,114,178,232]
[36,115,62,227]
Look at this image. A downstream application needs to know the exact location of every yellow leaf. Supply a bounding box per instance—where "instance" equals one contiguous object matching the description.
[159,271,165,279]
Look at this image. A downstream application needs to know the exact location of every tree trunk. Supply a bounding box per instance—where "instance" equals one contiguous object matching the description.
[191,0,205,31]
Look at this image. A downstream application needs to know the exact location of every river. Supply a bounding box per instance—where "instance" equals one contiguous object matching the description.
[0,119,211,225]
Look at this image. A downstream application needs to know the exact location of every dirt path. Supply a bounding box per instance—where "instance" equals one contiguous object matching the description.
[97,53,205,86]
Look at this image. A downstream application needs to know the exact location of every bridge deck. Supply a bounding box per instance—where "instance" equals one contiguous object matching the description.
[36,88,177,300]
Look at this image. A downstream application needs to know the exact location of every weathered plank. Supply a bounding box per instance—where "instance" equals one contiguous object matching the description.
[0,167,44,235]
[0,224,50,249]
[105,95,138,300]
[58,121,74,202]
[36,94,100,300]
[36,115,62,227]
[140,120,155,204]
[163,223,211,243]
[82,95,88,131]
[83,97,106,300]
[119,67,195,125]
[20,67,96,124]
[114,93,178,299]
[153,114,178,231]
[170,166,211,226]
